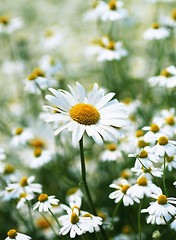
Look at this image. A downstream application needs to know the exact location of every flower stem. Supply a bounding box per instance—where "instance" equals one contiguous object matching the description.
[163,154,168,196]
[26,200,35,232]
[79,137,108,240]
[138,200,143,240]
[109,199,122,232]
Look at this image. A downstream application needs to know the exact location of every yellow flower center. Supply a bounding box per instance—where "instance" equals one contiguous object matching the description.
[122,225,132,235]
[28,73,37,81]
[4,164,15,174]
[0,15,9,25]
[69,103,100,125]
[33,67,45,77]
[123,98,132,105]
[152,23,160,29]
[106,41,115,50]
[165,116,175,125]
[15,127,23,135]
[33,147,42,157]
[29,138,45,148]
[109,0,117,10]
[120,170,130,179]
[67,187,78,196]
[72,206,80,215]
[37,217,51,229]
[70,212,79,224]
[138,140,149,148]
[143,166,152,173]
[45,29,54,38]
[166,156,174,162]
[20,177,28,187]
[121,185,130,194]
[82,213,93,218]
[160,69,172,78]
[7,229,17,239]
[20,193,27,199]
[107,143,117,151]
[139,150,148,158]
[157,195,167,205]
[171,8,176,20]
[158,136,168,145]
[92,1,99,8]
[136,130,144,138]
[38,193,48,202]
[137,177,148,186]
[150,124,159,133]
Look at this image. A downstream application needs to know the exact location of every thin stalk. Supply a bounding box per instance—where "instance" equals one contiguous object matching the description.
[40,212,59,239]
[138,200,143,240]
[163,154,168,196]
[109,199,122,232]
[79,137,108,240]
[26,200,35,231]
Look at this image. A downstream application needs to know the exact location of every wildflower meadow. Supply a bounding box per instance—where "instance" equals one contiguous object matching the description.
[1,0,176,239]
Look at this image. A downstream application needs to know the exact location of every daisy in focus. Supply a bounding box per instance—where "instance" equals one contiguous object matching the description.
[143,23,170,40]
[5,229,31,240]
[45,82,130,147]
[33,193,59,212]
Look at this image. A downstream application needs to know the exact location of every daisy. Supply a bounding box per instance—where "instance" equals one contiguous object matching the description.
[11,127,33,147]
[127,177,159,199]
[163,155,176,171]
[143,23,170,40]
[150,136,176,157]
[142,123,165,144]
[44,82,130,147]
[162,8,176,28]
[40,27,63,50]
[33,193,59,212]
[83,1,107,22]
[66,187,83,204]
[131,166,163,180]
[109,183,140,206]
[141,189,176,223]
[0,148,6,160]
[101,143,123,161]
[0,16,23,34]
[5,229,31,240]
[17,192,34,209]
[1,164,20,184]
[79,213,103,233]
[6,176,42,197]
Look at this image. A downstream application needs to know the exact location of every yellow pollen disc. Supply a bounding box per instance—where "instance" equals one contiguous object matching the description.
[15,127,23,135]
[137,177,148,186]
[157,195,167,205]
[92,1,99,8]
[136,130,144,138]
[171,8,176,20]
[29,138,45,148]
[82,213,93,218]
[69,103,100,125]
[33,67,45,77]
[45,29,54,38]
[37,217,51,229]
[160,69,172,78]
[143,166,152,173]
[158,136,168,145]
[107,143,117,151]
[20,177,28,187]
[38,193,48,202]
[70,212,79,224]
[0,15,9,25]
[120,170,130,179]
[72,206,80,214]
[152,23,160,29]
[166,156,174,162]
[138,140,149,148]
[7,229,17,239]
[67,187,78,196]
[106,41,115,50]
[150,124,159,133]
[33,147,42,157]
[28,73,37,81]
[109,0,117,10]
[139,150,148,158]
[4,164,15,174]
[20,193,27,199]
[165,116,175,125]
[122,225,132,235]
[98,212,106,221]
[121,185,130,194]
[123,98,132,105]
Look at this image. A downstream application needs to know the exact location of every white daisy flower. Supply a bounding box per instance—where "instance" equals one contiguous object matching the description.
[142,123,165,144]
[79,213,103,233]
[39,55,63,77]
[1,164,20,184]
[33,193,59,212]
[109,183,140,206]
[143,23,170,40]
[40,28,63,50]
[5,229,31,240]
[141,189,176,223]
[150,136,176,157]
[128,147,159,169]
[44,82,130,147]
[101,143,123,162]
[83,1,107,22]
[162,155,176,171]
[0,16,23,34]
[6,176,42,197]
[131,166,163,180]
[148,65,176,88]
[145,215,165,225]
[127,177,160,199]
[0,148,6,160]
[66,188,83,205]
[161,8,176,28]
[11,127,33,147]
[16,192,34,209]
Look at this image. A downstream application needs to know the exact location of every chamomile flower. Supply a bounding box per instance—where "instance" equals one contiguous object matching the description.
[142,124,164,144]
[0,148,6,160]
[33,193,59,212]
[150,136,176,157]
[1,164,20,184]
[5,229,31,240]
[109,183,140,206]
[41,27,63,50]
[16,193,34,209]
[0,16,23,34]
[162,155,176,171]
[45,82,130,147]
[66,187,83,204]
[143,23,170,40]
[141,189,176,223]
[83,1,107,22]
[127,177,159,199]
[79,213,103,233]
[11,127,33,147]
[101,143,123,161]
[131,166,163,180]
[162,8,176,28]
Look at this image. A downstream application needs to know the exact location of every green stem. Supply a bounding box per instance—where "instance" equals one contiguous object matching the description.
[138,200,143,240]
[26,200,35,231]
[40,212,59,239]
[163,154,168,196]
[109,199,122,232]
[79,137,108,240]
